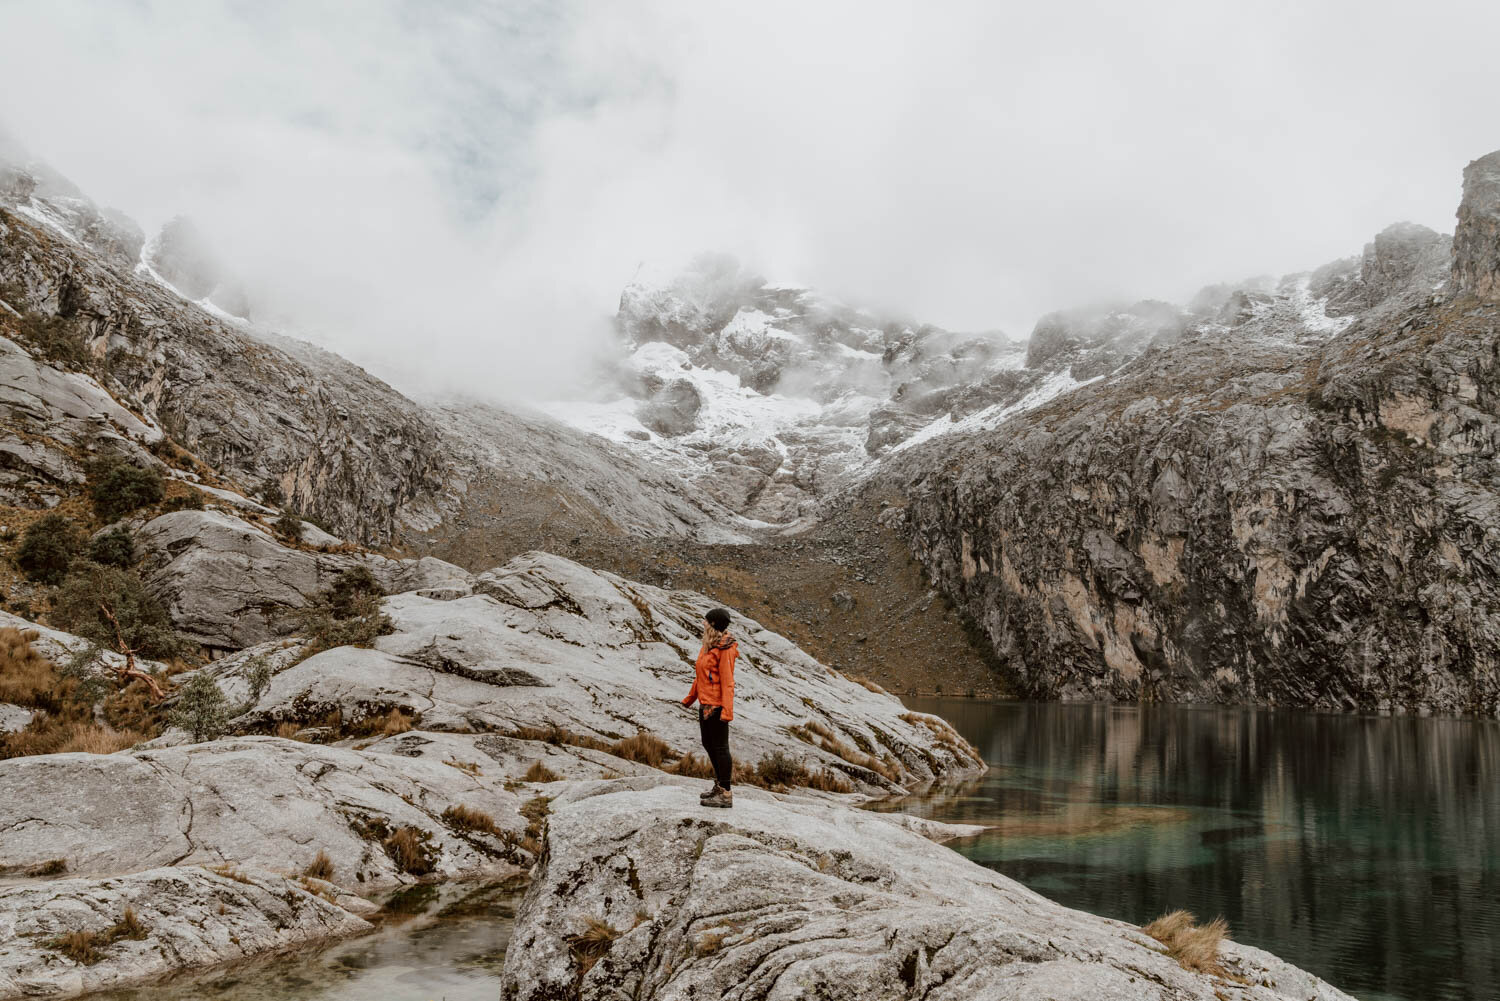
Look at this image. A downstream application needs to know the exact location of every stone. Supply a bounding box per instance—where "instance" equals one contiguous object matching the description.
[500,780,1355,1001]
[636,377,703,436]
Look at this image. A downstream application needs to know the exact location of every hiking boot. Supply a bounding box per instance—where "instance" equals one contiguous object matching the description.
[703,786,733,809]
[700,782,720,801]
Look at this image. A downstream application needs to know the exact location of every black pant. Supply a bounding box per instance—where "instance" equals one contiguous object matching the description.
[699,706,732,789]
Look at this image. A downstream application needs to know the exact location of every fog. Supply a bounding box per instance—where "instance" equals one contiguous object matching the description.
[1,1,1497,400]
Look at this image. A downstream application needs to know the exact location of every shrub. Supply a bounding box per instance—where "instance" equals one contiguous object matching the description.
[260,479,285,507]
[522,760,561,783]
[242,655,274,707]
[17,312,92,369]
[86,457,165,521]
[442,804,501,836]
[297,566,394,651]
[16,513,83,584]
[167,672,231,742]
[302,850,335,881]
[1143,910,1231,977]
[273,513,304,541]
[86,527,136,568]
[753,750,807,788]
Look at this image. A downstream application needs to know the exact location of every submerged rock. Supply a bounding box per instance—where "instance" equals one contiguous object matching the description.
[501,779,1355,1001]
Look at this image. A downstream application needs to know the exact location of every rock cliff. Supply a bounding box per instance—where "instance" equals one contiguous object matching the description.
[864,153,1500,714]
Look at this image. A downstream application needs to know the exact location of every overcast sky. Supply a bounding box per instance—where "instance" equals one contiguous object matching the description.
[1,1,1497,399]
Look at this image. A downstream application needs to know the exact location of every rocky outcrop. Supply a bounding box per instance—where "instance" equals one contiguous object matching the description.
[636,376,703,436]
[865,154,1500,715]
[1453,151,1500,299]
[0,866,370,1000]
[500,779,1355,1001]
[0,737,530,887]
[235,548,983,793]
[136,509,472,649]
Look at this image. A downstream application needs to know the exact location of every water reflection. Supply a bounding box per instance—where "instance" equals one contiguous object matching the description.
[89,881,522,1001]
[891,699,1500,1001]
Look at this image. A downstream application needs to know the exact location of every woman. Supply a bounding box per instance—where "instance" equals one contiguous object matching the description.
[682,607,738,808]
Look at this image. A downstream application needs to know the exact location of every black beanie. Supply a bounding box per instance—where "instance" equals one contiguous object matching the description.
[705,608,731,631]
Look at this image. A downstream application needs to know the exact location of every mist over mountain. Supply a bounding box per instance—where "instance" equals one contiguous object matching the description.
[3,1,1499,404]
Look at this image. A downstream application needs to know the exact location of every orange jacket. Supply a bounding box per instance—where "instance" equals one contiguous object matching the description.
[682,638,737,721]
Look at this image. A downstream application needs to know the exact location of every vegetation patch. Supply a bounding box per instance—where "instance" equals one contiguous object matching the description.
[1143,910,1237,979]
[567,916,620,977]
[383,825,437,876]
[86,527,136,569]
[666,753,715,779]
[167,672,231,742]
[297,566,394,652]
[302,850,335,882]
[86,457,164,522]
[16,513,83,584]
[49,907,150,965]
[790,719,902,783]
[442,804,502,837]
[610,731,673,767]
[522,760,560,783]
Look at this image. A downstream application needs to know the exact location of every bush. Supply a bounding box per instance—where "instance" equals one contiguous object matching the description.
[383,826,435,875]
[167,672,231,742]
[86,527,136,568]
[273,513,304,541]
[297,566,393,651]
[86,458,164,521]
[16,513,83,584]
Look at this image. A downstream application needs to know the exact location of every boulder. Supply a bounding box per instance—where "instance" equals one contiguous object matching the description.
[500,780,1356,1001]
[0,865,369,1001]
[636,377,703,436]
[136,510,472,649]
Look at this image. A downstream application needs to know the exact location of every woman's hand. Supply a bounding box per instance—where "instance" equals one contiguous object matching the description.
[705,706,722,722]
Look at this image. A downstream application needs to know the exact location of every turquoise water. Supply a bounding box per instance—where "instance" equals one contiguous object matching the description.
[890,698,1500,1001]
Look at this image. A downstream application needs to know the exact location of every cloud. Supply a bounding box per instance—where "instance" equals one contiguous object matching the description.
[1,0,1497,399]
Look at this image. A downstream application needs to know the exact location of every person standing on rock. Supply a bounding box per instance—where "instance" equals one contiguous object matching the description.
[682,607,738,808]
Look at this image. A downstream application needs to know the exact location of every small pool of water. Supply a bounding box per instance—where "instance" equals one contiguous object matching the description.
[90,881,522,1001]
[887,698,1500,1001]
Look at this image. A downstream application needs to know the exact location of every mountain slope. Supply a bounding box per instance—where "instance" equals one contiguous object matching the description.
[861,153,1500,715]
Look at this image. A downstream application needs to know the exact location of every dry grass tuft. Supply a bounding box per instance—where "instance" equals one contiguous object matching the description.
[383,826,436,876]
[666,753,715,779]
[848,676,890,696]
[522,760,561,783]
[302,850,334,882]
[211,864,255,885]
[50,907,150,965]
[509,723,610,752]
[900,712,984,763]
[273,721,303,740]
[3,719,144,759]
[442,804,501,836]
[0,627,62,708]
[567,916,620,975]
[694,929,726,955]
[356,708,412,736]
[610,731,673,767]
[1143,910,1232,977]
[444,758,483,776]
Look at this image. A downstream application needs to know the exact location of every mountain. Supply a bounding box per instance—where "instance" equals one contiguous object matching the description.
[860,153,1500,715]
[0,144,740,549]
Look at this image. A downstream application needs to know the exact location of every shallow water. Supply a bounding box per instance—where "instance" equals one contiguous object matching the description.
[90,881,522,1001]
[890,698,1500,1001]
